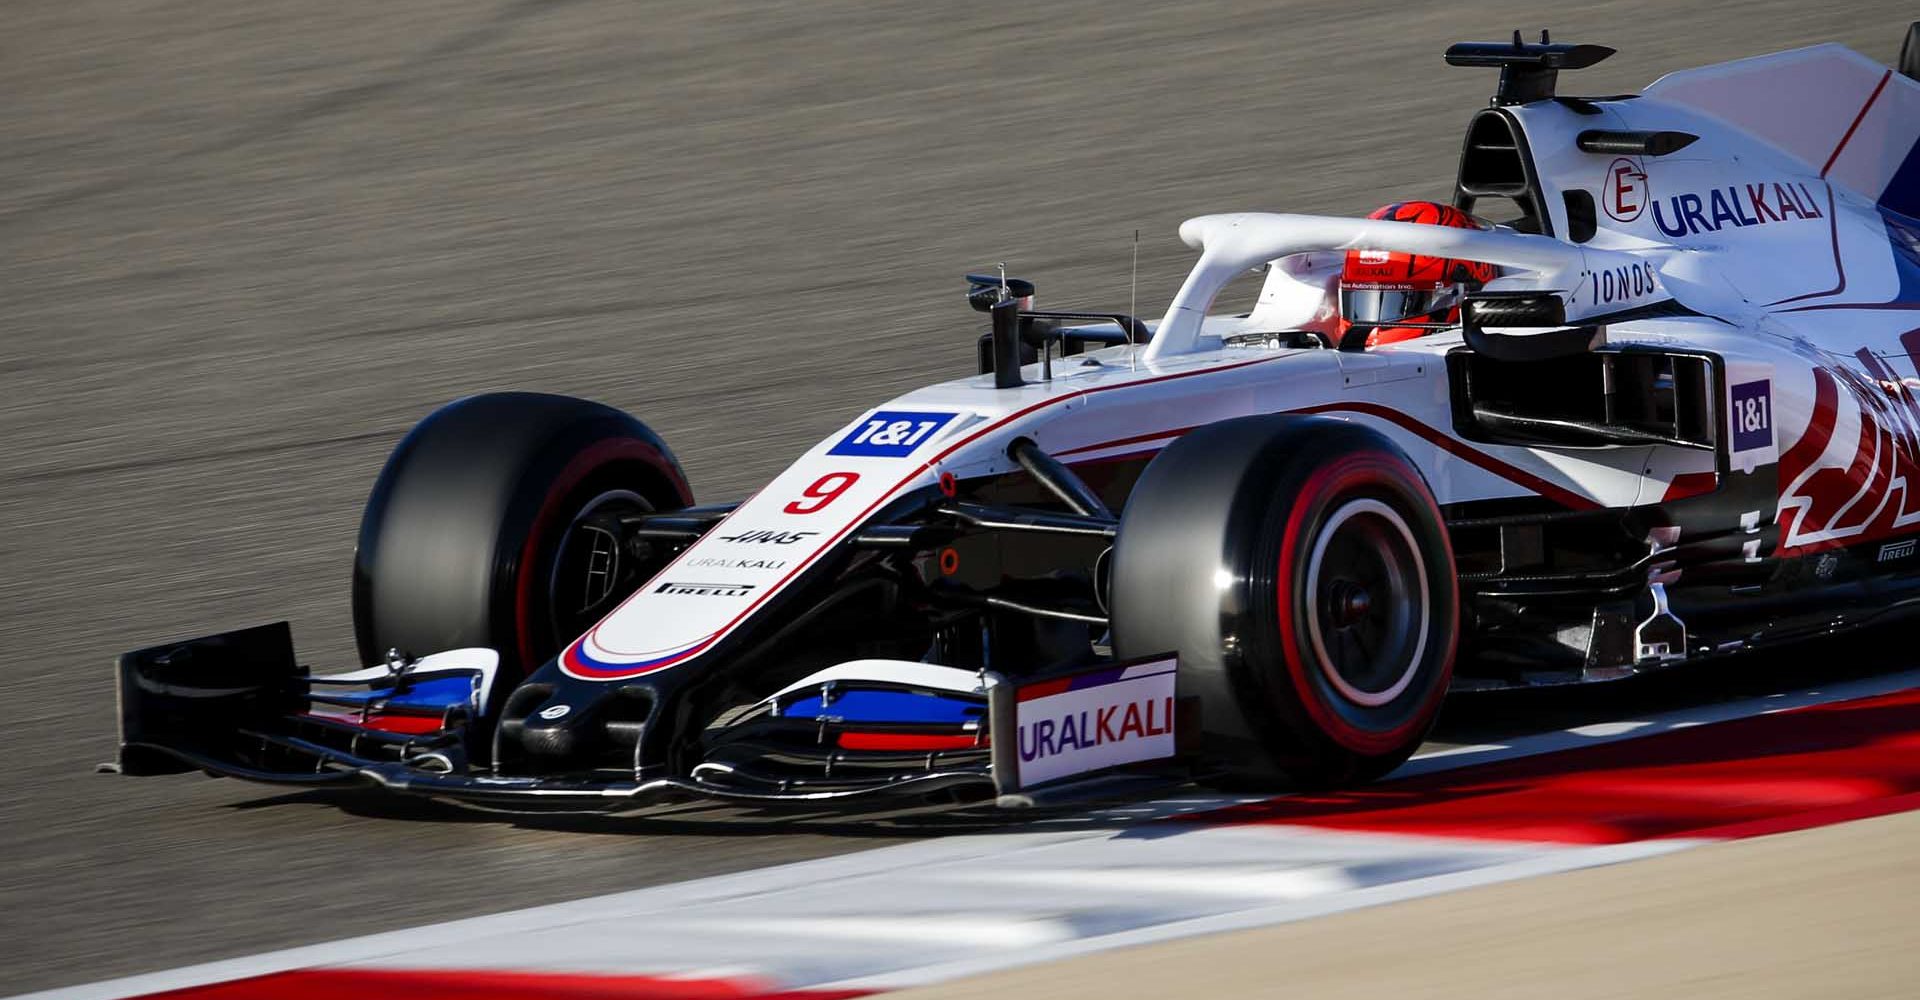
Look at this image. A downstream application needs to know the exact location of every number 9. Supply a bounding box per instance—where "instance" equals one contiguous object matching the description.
[784,472,859,515]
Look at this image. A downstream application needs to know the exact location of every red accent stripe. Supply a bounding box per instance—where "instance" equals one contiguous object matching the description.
[1808,401,1880,536]
[358,714,447,736]
[1660,471,1719,503]
[1016,677,1073,702]
[302,712,447,736]
[837,732,981,751]
[1063,406,1602,511]
[1054,425,1198,458]
[1063,447,1166,469]
[1764,182,1845,307]
[1779,368,1839,485]
[1188,687,1920,845]
[1294,402,1601,510]
[137,968,870,1000]
[1821,69,1893,177]
[1784,301,1920,312]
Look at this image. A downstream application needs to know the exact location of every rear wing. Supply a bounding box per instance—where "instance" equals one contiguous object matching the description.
[1145,212,1670,361]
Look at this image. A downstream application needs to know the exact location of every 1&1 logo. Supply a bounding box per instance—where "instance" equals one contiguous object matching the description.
[828,411,958,458]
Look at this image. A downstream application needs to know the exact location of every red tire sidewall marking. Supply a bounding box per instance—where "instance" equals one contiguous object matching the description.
[1272,451,1457,756]
[512,438,687,675]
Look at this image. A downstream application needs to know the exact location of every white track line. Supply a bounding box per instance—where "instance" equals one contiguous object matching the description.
[1391,667,1920,778]
[18,668,1920,1000]
[824,839,1711,991]
[944,864,1364,900]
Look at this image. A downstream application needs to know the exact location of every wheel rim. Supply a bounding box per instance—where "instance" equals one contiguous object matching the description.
[1303,498,1429,708]
[546,488,651,646]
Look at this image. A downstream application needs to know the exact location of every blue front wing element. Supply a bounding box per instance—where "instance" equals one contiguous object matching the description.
[314,674,477,713]
[776,688,984,725]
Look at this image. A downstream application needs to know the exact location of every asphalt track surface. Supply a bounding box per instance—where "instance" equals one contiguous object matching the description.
[3,1,1914,993]
[891,810,1920,1000]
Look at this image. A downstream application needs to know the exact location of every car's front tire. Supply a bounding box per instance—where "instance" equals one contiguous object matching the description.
[1109,415,1457,787]
[351,392,692,678]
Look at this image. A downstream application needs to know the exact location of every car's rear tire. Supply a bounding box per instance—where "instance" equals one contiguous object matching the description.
[1109,415,1457,787]
[352,392,692,678]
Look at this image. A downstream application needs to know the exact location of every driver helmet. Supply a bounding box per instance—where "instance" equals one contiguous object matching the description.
[1339,201,1498,347]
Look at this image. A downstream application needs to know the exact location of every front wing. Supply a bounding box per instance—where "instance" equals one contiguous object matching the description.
[112,622,1189,812]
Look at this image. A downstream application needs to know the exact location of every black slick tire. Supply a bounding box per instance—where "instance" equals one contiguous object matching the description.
[351,392,691,678]
[1109,414,1458,787]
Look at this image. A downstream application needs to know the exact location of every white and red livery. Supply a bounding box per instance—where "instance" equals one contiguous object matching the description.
[114,28,1920,804]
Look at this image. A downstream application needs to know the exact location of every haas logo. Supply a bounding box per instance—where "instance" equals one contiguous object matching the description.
[1777,358,1920,554]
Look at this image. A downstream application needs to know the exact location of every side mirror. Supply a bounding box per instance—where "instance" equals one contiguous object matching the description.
[1461,292,1601,362]
[965,273,1036,313]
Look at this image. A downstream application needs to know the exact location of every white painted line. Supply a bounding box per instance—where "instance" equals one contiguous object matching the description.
[9,827,1139,1000]
[19,669,1920,1000]
[6,825,1553,999]
[823,839,1711,991]
[683,914,1078,949]
[1567,720,1655,738]
[1392,667,1920,779]
[944,865,1360,900]
[1408,741,1506,761]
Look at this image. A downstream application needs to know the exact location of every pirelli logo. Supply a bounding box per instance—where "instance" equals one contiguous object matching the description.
[654,580,756,598]
[1878,539,1917,563]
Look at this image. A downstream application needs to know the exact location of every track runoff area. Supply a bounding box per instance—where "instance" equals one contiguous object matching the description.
[20,665,1920,1000]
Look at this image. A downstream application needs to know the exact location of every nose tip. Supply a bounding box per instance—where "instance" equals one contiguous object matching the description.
[518,698,583,752]
[495,678,660,769]
[514,695,587,757]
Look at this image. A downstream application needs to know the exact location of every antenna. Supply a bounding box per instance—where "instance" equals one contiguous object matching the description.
[1129,229,1139,372]
[996,262,1009,300]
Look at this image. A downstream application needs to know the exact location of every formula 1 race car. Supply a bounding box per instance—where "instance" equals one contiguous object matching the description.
[116,28,1920,809]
